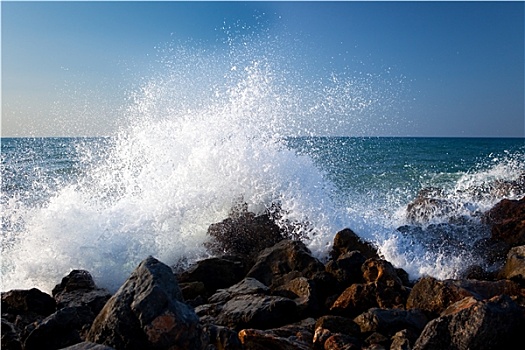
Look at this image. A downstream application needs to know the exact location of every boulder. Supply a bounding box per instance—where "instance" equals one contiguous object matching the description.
[1,318,22,350]
[1,288,56,317]
[499,245,525,283]
[330,283,378,318]
[206,210,285,264]
[238,318,315,350]
[215,294,298,331]
[246,239,325,288]
[23,306,95,350]
[203,324,243,350]
[353,308,428,338]
[406,276,522,319]
[413,295,525,350]
[330,228,379,260]
[176,256,246,298]
[325,251,366,288]
[52,270,112,316]
[207,277,270,304]
[86,256,204,350]
[484,196,525,246]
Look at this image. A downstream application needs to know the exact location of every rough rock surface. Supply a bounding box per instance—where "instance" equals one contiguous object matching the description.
[86,256,204,350]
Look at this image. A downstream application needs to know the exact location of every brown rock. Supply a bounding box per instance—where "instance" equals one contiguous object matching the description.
[330,228,379,260]
[484,196,525,246]
[413,295,525,350]
[246,239,325,288]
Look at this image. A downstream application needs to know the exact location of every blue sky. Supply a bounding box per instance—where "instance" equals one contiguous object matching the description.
[2,1,524,137]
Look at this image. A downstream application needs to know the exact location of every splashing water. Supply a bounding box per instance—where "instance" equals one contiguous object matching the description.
[2,27,523,294]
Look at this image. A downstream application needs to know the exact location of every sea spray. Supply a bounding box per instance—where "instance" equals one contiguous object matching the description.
[2,29,404,293]
[2,26,523,294]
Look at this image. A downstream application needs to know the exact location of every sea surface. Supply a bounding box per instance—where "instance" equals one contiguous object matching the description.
[2,136,524,293]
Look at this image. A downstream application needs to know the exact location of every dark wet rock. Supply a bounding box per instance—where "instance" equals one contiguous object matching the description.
[273,276,321,318]
[405,187,455,224]
[330,228,379,260]
[176,255,246,298]
[484,196,525,246]
[325,250,366,288]
[246,239,325,288]
[323,333,362,350]
[208,277,269,304]
[24,306,95,350]
[312,315,361,348]
[406,276,523,319]
[215,294,298,331]
[413,295,525,350]
[86,256,204,350]
[52,270,112,316]
[206,209,286,265]
[1,318,22,350]
[1,288,56,318]
[361,258,403,285]
[353,308,428,338]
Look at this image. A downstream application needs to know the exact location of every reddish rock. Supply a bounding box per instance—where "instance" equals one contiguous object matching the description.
[330,228,379,260]
[499,245,525,282]
[484,196,525,246]
[413,295,525,350]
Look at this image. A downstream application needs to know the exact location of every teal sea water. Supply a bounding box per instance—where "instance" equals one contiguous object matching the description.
[2,136,524,293]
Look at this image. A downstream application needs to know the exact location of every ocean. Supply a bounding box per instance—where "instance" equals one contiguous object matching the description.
[1,40,524,293]
[2,135,524,293]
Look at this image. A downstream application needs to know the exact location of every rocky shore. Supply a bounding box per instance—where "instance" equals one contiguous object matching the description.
[2,196,525,350]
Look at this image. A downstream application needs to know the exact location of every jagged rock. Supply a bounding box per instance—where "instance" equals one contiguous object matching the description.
[330,283,378,318]
[52,270,112,316]
[215,294,298,331]
[353,308,428,338]
[86,256,204,350]
[246,239,325,288]
[413,295,525,350]
[405,187,454,224]
[203,324,243,350]
[484,196,525,246]
[208,277,270,304]
[325,251,366,288]
[24,306,95,350]
[499,245,525,283]
[330,228,379,260]
[238,318,315,349]
[323,333,362,350]
[176,256,246,298]
[206,210,285,264]
[274,277,321,318]
[1,288,56,317]
[313,315,361,349]
[1,318,22,350]
[406,276,522,319]
[361,258,403,285]
[58,342,115,350]
[389,329,419,350]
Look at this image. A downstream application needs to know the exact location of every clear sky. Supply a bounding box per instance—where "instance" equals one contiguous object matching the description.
[2,1,524,137]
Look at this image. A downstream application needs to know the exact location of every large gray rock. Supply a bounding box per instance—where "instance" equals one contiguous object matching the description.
[86,256,204,350]
[246,239,325,288]
[216,294,297,331]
